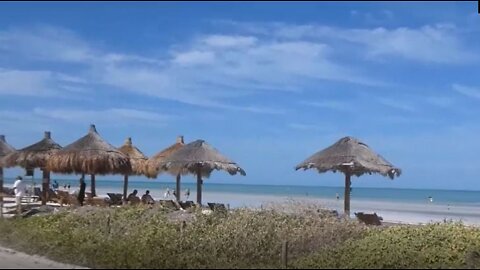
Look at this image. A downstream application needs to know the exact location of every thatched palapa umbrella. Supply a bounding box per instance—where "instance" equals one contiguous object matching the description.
[295,136,401,216]
[47,124,131,197]
[118,137,147,201]
[158,139,245,205]
[0,135,16,216]
[146,136,185,201]
[3,132,62,205]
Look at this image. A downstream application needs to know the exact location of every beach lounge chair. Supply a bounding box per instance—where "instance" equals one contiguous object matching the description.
[47,188,60,203]
[86,196,110,207]
[159,200,181,211]
[107,193,124,206]
[179,201,196,211]
[207,203,228,213]
[34,187,42,197]
[56,190,80,206]
[355,212,383,226]
[2,187,14,197]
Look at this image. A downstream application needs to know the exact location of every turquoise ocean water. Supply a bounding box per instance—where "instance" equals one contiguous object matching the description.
[4,178,480,206]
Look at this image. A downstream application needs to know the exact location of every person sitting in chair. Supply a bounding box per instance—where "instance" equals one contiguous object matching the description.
[127,189,140,205]
[141,190,155,205]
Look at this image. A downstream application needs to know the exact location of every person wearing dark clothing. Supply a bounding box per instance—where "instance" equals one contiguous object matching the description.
[52,180,59,190]
[77,178,86,206]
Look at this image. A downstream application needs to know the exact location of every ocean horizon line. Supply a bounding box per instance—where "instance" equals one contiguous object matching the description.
[3,176,480,193]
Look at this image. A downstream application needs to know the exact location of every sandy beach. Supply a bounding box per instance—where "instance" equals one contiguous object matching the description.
[92,187,480,226]
[4,183,480,226]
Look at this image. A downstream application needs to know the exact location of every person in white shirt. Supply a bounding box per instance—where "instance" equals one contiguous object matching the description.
[164,188,171,199]
[13,176,26,213]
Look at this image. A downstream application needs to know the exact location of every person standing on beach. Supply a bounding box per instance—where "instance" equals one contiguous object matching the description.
[77,178,86,206]
[164,188,171,199]
[185,188,190,200]
[13,176,26,214]
[52,180,59,191]
[336,193,340,200]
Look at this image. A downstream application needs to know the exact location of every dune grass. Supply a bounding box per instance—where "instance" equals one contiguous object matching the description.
[0,203,479,269]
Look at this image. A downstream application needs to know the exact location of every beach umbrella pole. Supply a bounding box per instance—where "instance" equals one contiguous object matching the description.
[176,174,181,202]
[344,172,351,217]
[196,169,202,205]
[41,169,50,205]
[123,175,128,203]
[91,174,96,197]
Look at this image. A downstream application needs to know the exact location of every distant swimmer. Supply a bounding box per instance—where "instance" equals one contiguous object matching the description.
[428,196,433,203]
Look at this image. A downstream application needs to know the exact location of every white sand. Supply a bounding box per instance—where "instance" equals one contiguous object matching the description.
[0,246,87,269]
[94,187,480,226]
[5,185,480,225]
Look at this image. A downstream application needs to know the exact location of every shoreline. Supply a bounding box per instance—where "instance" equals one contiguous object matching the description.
[4,183,480,226]
[94,187,480,226]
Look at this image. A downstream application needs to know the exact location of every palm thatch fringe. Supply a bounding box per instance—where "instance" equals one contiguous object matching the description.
[47,125,131,175]
[0,135,16,167]
[118,137,147,175]
[145,136,185,178]
[3,132,61,169]
[158,139,246,178]
[295,136,401,179]
[295,136,401,216]
[159,139,245,205]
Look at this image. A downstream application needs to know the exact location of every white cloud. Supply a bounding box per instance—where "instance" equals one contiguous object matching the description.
[231,22,476,64]
[0,69,56,96]
[172,50,215,66]
[452,84,480,99]
[33,107,170,124]
[425,96,455,108]
[350,9,395,25]
[299,100,352,111]
[348,24,473,63]
[0,68,92,97]
[377,97,416,112]
[203,35,257,48]
[0,26,93,63]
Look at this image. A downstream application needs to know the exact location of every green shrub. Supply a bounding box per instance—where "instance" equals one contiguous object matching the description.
[293,222,480,269]
[0,203,365,269]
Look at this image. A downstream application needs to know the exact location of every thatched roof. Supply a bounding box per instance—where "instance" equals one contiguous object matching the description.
[295,136,401,179]
[158,139,246,177]
[0,135,16,167]
[47,125,131,175]
[145,136,185,178]
[3,132,62,169]
[118,137,147,175]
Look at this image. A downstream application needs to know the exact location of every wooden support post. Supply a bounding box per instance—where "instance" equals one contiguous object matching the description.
[196,169,202,205]
[41,169,50,205]
[91,174,96,197]
[344,173,351,217]
[176,174,181,202]
[123,174,128,203]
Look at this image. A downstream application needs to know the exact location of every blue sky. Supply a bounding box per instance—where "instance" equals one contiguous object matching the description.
[1,2,480,190]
